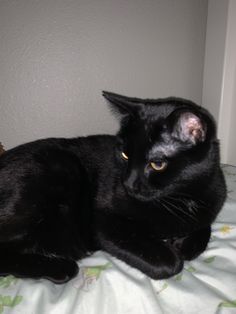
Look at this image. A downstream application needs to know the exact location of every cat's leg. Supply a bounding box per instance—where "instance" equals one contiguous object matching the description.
[0,252,79,284]
[97,233,183,279]
[95,217,183,279]
[172,226,211,261]
[100,236,183,279]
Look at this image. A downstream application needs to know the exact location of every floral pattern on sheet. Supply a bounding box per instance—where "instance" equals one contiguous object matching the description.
[218,299,236,308]
[73,263,111,291]
[0,276,23,313]
[0,295,23,313]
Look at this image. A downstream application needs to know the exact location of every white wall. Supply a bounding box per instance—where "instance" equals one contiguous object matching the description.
[202,0,236,165]
[227,75,236,165]
[220,0,236,165]
[0,0,208,149]
[202,0,229,122]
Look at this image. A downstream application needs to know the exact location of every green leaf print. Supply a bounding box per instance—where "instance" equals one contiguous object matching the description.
[0,295,23,313]
[210,235,216,242]
[203,256,215,264]
[11,295,23,307]
[186,266,196,273]
[174,273,183,281]
[0,276,18,288]
[156,282,168,294]
[84,263,111,279]
[219,299,236,308]
[1,296,12,307]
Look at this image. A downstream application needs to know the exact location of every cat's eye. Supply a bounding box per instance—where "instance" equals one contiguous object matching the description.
[121,152,129,160]
[150,161,167,171]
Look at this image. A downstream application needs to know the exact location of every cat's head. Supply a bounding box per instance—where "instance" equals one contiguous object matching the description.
[103,91,218,202]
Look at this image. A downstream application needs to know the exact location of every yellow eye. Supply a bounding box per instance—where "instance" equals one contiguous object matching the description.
[121,152,129,160]
[150,161,167,171]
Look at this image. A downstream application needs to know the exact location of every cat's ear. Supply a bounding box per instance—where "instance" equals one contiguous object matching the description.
[168,109,207,145]
[102,91,143,117]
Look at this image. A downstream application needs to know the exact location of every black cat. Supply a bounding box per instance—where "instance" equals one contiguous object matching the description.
[0,92,226,283]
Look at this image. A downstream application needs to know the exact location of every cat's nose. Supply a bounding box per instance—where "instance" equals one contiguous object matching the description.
[123,174,139,194]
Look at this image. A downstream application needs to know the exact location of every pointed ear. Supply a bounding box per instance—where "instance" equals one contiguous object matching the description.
[102,91,143,117]
[168,109,207,145]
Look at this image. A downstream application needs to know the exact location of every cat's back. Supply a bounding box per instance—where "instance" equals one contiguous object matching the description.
[70,134,116,171]
[0,135,116,245]
[0,134,116,167]
[0,135,116,201]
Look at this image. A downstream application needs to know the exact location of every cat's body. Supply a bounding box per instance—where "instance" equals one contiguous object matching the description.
[0,92,226,283]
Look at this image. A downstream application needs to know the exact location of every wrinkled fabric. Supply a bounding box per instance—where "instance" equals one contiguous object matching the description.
[0,165,236,314]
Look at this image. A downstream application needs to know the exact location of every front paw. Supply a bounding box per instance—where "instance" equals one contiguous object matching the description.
[142,244,184,280]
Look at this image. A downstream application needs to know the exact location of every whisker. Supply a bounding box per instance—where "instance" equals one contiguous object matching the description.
[165,195,201,216]
[162,197,198,222]
[164,195,188,206]
[172,192,206,206]
[159,199,187,223]
[189,203,199,215]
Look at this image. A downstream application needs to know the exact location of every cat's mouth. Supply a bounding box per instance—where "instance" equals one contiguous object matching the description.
[124,187,158,202]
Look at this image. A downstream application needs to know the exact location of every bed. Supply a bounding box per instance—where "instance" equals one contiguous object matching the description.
[0,165,235,314]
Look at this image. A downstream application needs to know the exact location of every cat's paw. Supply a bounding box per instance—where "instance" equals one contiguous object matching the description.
[142,244,184,280]
[150,256,183,280]
[44,258,79,284]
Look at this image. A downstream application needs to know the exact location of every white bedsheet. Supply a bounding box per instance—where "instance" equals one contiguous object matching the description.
[0,165,236,314]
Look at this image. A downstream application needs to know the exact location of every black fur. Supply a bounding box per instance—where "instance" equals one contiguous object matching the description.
[0,92,226,283]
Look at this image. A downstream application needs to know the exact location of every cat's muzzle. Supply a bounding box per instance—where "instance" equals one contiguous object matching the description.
[123,180,157,202]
